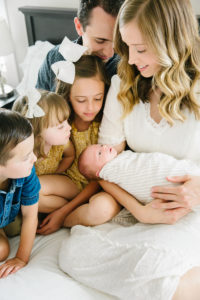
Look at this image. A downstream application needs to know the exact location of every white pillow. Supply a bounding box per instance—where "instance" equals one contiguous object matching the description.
[17,41,54,94]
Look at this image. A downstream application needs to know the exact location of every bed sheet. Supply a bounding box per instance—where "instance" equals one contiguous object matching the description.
[0,229,115,300]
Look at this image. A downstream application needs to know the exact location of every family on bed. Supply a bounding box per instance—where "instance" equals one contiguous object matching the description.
[0,0,200,299]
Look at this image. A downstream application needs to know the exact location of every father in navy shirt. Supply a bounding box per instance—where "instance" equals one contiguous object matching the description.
[36,0,125,91]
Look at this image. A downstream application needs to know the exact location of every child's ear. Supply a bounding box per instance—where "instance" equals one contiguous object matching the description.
[74,17,84,36]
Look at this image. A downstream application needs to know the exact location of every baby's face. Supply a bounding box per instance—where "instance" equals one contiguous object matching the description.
[85,144,117,175]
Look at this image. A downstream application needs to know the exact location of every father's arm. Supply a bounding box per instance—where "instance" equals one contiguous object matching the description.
[36,45,63,91]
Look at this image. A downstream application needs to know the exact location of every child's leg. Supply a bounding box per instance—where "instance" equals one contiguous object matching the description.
[38,174,79,213]
[0,229,10,262]
[63,192,121,227]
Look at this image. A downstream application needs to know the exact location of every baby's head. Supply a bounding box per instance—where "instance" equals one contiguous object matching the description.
[0,109,36,179]
[78,144,117,180]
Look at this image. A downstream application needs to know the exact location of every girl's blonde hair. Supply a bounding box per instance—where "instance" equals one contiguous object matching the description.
[55,55,109,123]
[114,0,200,125]
[13,91,70,158]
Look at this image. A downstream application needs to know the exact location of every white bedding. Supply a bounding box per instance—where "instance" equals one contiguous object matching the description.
[0,229,115,300]
[17,40,54,94]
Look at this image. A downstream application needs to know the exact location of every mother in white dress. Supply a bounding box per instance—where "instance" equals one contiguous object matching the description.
[59,0,200,299]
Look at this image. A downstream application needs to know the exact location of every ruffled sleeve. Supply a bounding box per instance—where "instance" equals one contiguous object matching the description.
[98,75,125,146]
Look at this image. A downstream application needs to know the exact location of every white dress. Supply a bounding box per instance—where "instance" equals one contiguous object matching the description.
[59,75,200,300]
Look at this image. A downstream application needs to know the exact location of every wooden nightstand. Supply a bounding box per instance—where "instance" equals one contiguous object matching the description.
[0,90,18,109]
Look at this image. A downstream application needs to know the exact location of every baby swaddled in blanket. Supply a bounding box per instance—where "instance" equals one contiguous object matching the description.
[78,144,200,225]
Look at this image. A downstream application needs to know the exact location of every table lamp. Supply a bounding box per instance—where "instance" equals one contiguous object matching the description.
[0,16,14,99]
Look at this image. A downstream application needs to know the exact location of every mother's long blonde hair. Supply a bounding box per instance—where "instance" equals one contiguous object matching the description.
[114,0,200,124]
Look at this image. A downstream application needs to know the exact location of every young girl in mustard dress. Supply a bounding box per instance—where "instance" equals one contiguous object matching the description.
[36,37,121,234]
[13,89,78,217]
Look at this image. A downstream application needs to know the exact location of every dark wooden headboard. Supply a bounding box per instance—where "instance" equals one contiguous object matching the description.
[19,6,200,46]
[19,6,78,46]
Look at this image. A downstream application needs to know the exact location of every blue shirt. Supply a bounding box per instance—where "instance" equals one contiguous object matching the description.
[0,166,40,228]
[36,37,120,92]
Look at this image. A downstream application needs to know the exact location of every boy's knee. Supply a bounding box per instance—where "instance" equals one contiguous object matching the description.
[0,235,10,262]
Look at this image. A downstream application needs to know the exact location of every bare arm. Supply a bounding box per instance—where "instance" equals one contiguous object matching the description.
[56,141,75,173]
[37,181,100,235]
[0,203,38,278]
[16,203,38,262]
[99,180,190,224]
[114,141,126,154]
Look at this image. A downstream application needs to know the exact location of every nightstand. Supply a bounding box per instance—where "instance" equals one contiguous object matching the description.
[0,90,18,109]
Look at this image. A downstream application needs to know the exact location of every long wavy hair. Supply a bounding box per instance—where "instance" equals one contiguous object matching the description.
[114,0,200,125]
[13,91,70,158]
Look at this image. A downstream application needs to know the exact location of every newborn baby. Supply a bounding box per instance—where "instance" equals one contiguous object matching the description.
[79,144,200,204]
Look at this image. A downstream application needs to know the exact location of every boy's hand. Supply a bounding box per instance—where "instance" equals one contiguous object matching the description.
[0,257,26,278]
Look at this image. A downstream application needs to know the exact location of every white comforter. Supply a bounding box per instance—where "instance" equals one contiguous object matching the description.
[0,229,115,300]
[59,215,200,300]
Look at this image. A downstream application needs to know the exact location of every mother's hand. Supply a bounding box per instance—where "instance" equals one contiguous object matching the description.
[151,175,200,210]
[137,199,190,225]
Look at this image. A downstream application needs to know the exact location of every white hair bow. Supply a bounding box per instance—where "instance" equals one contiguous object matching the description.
[51,36,88,84]
[24,88,45,118]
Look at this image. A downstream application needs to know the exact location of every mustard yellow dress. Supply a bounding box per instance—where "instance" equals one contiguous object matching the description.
[35,145,65,176]
[65,121,99,191]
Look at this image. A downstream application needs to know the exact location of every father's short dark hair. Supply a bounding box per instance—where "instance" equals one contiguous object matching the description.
[78,0,125,30]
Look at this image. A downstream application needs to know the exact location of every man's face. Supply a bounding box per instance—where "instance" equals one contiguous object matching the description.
[75,6,116,62]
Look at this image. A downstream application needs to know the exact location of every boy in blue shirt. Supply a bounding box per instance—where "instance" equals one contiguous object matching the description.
[0,109,40,278]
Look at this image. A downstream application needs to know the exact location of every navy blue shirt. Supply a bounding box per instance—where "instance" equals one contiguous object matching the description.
[36,37,120,92]
[0,166,40,228]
